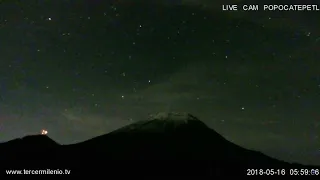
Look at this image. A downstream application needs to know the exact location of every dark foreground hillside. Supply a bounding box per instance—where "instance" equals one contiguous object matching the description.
[1,112,319,177]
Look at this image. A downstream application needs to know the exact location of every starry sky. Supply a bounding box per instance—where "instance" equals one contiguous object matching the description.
[0,0,320,165]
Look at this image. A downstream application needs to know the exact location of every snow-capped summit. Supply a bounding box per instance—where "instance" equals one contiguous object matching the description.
[111,112,208,133]
[148,112,199,121]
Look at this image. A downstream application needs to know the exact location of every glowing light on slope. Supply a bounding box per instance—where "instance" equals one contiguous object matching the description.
[41,129,48,135]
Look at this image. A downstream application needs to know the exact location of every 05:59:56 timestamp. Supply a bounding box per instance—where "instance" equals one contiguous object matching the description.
[289,169,319,176]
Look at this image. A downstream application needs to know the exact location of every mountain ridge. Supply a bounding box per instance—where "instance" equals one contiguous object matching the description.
[0,112,318,176]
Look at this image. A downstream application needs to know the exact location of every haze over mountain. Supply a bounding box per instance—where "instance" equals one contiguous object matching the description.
[1,112,319,176]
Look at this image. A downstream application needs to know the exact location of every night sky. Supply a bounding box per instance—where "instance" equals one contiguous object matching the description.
[1,0,320,165]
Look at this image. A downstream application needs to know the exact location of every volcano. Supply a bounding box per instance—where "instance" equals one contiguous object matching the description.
[1,112,318,177]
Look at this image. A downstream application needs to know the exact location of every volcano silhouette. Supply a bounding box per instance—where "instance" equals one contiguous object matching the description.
[1,112,318,176]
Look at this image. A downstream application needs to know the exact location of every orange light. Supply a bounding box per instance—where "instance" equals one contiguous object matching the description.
[41,129,48,135]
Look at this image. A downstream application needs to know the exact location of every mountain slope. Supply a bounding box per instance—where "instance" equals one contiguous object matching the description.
[0,112,318,176]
